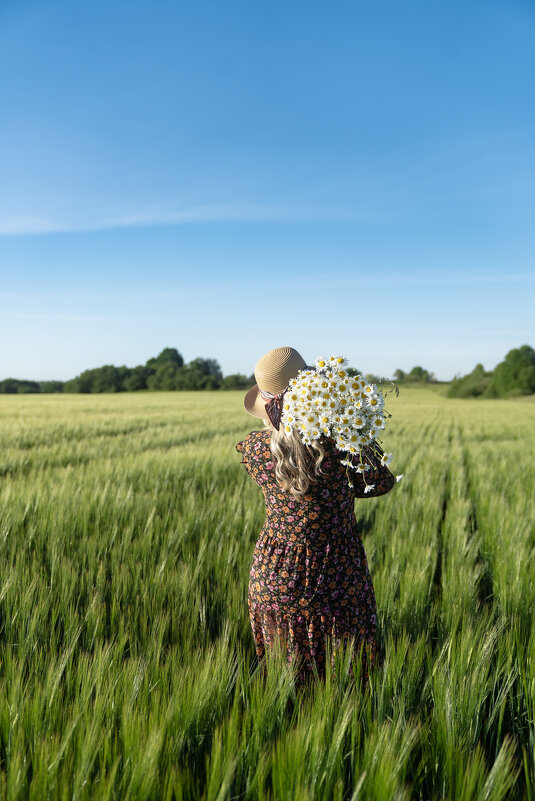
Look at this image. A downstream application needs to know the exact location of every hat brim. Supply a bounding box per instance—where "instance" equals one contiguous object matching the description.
[244,384,268,420]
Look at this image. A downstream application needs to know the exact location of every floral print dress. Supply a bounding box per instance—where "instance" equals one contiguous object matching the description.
[236,429,396,686]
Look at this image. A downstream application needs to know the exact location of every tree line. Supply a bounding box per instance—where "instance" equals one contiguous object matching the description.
[1,344,533,397]
[0,349,253,394]
[447,345,535,398]
[0,352,440,395]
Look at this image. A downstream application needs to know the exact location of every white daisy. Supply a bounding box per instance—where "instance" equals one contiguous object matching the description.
[367,394,384,411]
[333,356,349,369]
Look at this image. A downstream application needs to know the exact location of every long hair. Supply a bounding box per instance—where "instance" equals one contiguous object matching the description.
[268,424,328,498]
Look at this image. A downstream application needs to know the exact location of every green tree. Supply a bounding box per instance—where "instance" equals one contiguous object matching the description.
[0,378,40,393]
[123,366,150,391]
[408,366,430,382]
[221,373,252,390]
[146,348,184,369]
[40,381,64,393]
[487,344,535,397]
[147,364,180,391]
[91,365,124,393]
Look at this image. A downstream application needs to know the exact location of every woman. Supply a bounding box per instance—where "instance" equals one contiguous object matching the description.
[236,346,397,688]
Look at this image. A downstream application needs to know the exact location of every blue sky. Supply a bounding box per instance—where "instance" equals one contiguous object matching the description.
[1,0,534,382]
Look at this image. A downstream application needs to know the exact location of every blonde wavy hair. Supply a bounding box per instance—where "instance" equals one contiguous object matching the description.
[267,421,328,498]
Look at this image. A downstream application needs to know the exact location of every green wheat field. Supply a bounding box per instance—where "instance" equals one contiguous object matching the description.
[0,387,534,800]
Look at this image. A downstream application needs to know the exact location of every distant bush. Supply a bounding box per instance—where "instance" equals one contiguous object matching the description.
[447,364,493,398]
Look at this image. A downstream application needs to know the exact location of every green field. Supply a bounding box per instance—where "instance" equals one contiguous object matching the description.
[0,388,534,800]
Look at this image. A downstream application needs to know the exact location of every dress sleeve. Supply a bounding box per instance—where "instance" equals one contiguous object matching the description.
[235,437,249,465]
[235,431,267,484]
[351,444,396,499]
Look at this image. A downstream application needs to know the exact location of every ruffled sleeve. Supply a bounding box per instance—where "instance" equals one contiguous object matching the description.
[351,444,396,499]
[236,435,256,477]
[235,437,248,465]
[236,431,269,484]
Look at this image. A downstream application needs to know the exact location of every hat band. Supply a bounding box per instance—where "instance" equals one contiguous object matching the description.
[259,388,282,400]
[259,388,286,430]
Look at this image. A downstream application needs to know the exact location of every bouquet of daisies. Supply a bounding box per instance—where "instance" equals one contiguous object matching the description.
[280,355,402,490]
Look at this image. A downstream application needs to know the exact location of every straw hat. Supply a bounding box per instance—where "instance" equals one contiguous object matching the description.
[244,346,308,422]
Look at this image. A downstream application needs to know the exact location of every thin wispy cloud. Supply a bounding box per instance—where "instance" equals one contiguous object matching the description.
[1,311,106,322]
[0,202,385,236]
